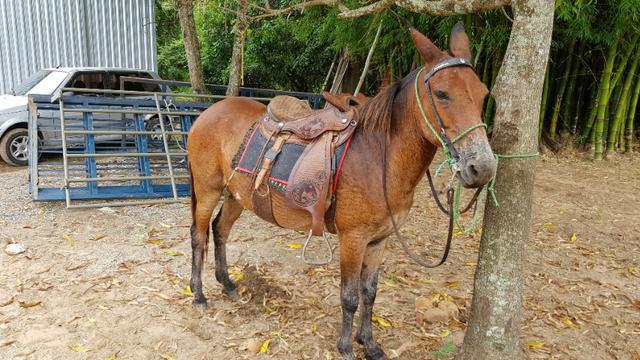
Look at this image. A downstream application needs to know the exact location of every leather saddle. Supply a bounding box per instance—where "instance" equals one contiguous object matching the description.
[251,95,357,235]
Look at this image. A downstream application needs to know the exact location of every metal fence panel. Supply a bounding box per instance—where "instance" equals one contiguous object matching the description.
[0,0,156,94]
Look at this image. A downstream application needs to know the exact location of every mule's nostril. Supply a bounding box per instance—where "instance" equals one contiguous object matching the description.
[469,163,479,178]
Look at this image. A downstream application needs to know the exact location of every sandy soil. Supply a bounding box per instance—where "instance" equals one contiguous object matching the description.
[0,153,639,360]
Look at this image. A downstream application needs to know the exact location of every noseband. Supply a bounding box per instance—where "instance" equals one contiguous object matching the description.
[414,57,487,167]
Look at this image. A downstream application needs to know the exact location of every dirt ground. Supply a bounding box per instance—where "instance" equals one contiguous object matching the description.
[0,152,639,360]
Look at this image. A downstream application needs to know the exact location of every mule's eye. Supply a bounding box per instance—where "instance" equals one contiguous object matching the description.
[435,90,450,101]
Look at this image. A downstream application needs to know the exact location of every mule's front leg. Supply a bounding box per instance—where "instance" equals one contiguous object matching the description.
[337,235,365,360]
[356,239,387,360]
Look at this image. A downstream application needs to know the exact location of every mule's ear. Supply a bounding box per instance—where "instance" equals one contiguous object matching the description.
[450,22,472,62]
[410,28,443,65]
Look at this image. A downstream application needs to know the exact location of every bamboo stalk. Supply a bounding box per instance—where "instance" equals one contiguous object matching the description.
[562,43,583,134]
[624,72,640,152]
[608,50,640,154]
[549,40,576,140]
[581,82,602,145]
[538,62,551,139]
[594,40,618,160]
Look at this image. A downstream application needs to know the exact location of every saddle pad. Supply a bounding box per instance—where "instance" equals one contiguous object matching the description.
[232,123,353,193]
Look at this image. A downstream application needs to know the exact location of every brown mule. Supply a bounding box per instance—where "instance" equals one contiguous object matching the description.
[187,23,496,360]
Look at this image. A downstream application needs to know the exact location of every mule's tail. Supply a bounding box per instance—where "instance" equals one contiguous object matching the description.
[188,161,197,220]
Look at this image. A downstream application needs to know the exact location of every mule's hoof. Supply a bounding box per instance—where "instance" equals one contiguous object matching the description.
[224,288,239,299]
[364,346,387,360]
[339,353,356,360]
[192,299,208,309]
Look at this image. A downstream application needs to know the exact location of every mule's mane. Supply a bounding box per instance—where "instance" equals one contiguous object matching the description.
[356,68,420,134]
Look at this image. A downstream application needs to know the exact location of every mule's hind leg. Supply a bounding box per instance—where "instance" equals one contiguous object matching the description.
[212,195,243,297]
[356,239,387,360]
[190,187,221,308]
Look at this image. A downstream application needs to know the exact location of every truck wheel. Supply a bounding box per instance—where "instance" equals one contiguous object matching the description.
[0,128,30,166]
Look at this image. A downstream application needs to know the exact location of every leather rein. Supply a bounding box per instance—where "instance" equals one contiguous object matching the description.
[383,58,486,268]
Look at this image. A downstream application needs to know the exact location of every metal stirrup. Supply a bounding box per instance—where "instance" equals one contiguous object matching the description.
[302,230,334,266]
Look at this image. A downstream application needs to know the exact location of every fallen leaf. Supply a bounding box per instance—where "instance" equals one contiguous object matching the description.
[228,268,244,282]
[444,281,460,288]
[87,316,96,325]
[105,355,118,360]
[89,234,106,241]
[543,222,553,228]
[526,341,545,348]
[63,234,75,247]
[440,329,450,337]
[162,250,184,256]
[159,222,172,229]
[154,293,171,300]
[145,239,164,245]
[383,280,398,287]
[19,300,42,308]
[372,314,392,328]
[68,344,88,352]
[259,339,271,353]
[569,233,577,242]
[628,266,639,278]
[159,354,175,360]
[465,262,477,267]
[98,304,110,310]
[181,286,193,296]
[561,317,578,328]
[287,243,302,249]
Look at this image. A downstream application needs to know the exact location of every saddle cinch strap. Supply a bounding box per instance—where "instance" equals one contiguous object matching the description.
[250,95,356,236]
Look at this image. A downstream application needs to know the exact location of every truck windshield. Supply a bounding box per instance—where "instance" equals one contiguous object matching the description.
[25,71,69,95]
[13,70,52,95]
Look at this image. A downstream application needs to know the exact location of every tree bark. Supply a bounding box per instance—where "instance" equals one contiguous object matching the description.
[227,0,248,97]
[458,0,554,359]
[176,0,207,98]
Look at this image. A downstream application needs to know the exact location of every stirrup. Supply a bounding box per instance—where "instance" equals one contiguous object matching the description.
[302,229,333,266]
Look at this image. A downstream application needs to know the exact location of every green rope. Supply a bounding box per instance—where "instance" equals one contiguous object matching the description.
[486,152,540,207]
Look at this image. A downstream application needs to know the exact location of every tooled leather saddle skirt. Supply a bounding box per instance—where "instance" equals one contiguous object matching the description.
[231,96,357,235]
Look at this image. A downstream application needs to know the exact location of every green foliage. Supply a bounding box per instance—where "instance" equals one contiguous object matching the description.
[432,340,455,360]
[156,0,640,157]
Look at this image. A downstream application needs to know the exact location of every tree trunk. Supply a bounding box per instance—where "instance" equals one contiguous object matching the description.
[227,0,248,97]
[594,41,618,160]
[625,72,640,152]
[548,40,575,140]
[458,0,554,359]
[176,0,206,98]
[607,50,640,154]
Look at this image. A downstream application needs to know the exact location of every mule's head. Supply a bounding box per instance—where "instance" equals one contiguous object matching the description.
[410,24,497,188]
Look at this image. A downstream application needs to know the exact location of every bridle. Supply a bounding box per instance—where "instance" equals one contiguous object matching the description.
[384,57,488,268]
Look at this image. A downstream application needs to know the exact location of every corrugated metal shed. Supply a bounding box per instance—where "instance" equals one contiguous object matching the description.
[0,0,156,94]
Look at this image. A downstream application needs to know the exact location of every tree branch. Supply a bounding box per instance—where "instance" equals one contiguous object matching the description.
[339,0,511,18]
[251,0,339,20]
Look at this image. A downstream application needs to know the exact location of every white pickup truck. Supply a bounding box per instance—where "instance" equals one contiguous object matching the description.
[0,67,163,166]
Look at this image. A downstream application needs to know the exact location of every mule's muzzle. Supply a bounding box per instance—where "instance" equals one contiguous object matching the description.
[459,157,496,188]
[457,141,497,188]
